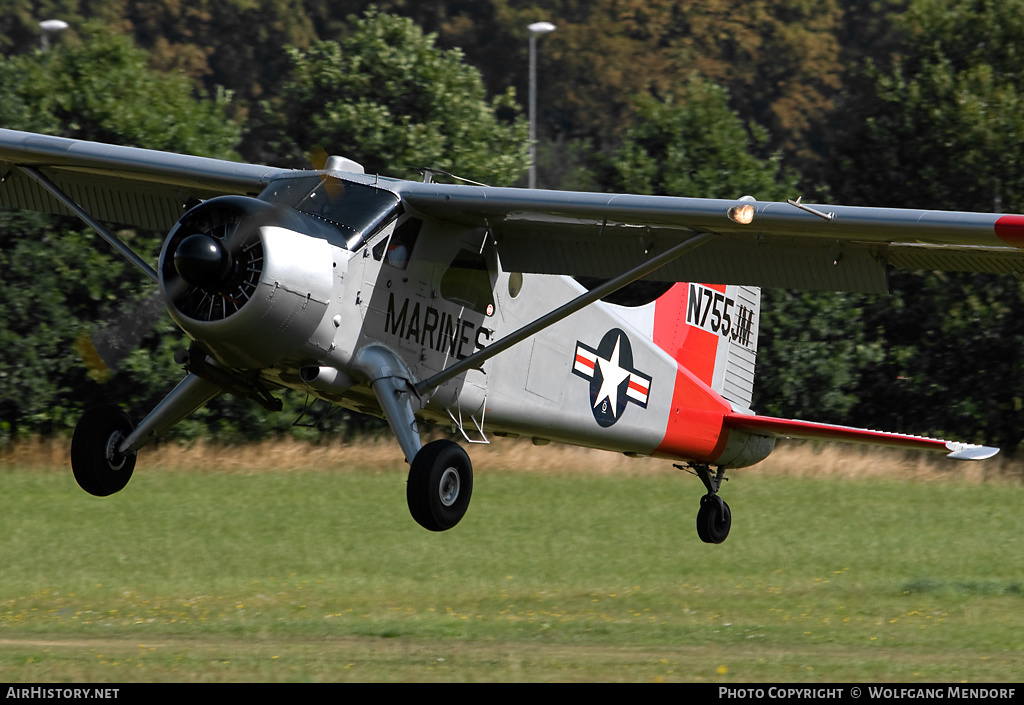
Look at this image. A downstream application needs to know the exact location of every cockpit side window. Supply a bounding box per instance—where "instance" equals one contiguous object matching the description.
[383,217,422,270]
[440,240,497,314]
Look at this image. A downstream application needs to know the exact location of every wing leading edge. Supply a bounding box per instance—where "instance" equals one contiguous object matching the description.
[0,128,292,231]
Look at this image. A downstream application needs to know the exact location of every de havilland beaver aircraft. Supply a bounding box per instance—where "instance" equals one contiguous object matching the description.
[0,127,1015,543]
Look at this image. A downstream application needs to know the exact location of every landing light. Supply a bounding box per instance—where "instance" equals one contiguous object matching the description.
[727,202,755,225]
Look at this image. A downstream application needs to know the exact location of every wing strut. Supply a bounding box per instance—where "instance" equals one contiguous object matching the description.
[17,166,159,283]
[413,231,716,395]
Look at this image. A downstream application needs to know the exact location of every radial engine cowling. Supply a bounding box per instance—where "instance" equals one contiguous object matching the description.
[159,196,337,369]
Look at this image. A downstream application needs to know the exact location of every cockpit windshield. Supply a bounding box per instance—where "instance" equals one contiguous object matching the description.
[259,174,401,250]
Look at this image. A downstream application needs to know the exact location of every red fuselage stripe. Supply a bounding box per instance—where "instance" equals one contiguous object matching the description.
[654,363,731,461]
[652,283,731,461]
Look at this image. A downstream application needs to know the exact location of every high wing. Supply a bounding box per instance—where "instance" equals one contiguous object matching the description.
[2,127,1024,291]
[394,181,1024,293]
[0,128,291,231]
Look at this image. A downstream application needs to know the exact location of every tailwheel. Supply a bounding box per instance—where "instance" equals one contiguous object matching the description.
[696,494,732,544]
[680,462,731,544]
[70,404,137,497]
[407,439,473,531]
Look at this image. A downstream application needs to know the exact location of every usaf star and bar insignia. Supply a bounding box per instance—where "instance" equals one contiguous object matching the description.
[572,328,651,427]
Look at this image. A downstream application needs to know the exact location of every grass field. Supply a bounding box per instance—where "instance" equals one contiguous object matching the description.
[1,438,1022,682]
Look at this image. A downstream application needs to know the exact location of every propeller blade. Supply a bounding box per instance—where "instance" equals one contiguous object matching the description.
[307,143,348,200]
[307,144,329,171]
[74,293,167,382]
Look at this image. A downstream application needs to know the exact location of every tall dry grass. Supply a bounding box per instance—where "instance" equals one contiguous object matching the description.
[2,434,1022,484]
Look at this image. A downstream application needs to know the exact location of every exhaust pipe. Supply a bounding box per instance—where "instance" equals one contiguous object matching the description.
[300,366,355,397]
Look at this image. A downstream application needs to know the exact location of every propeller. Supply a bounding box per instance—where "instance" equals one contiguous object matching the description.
[160,196,271,323]
[74,196,273,382]
[307,143,351,200]
[73,142,348,382]
[74,294,168,383]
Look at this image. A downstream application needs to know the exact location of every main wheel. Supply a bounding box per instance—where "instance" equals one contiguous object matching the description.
[696,494,731,544]
[70,404,136,497]
[407,439,473,531]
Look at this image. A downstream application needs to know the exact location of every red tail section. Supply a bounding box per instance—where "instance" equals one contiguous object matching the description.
[652,282,760,412]
[653,283,720,388]
[648,283,762,462]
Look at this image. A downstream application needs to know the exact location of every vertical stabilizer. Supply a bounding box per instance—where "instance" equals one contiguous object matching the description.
[652,283,761,413]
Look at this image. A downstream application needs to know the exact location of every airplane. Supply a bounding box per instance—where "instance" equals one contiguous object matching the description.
[0,127,1014,543]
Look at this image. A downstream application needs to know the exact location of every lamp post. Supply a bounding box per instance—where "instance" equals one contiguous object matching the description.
[39,19,68,52]
[528,21,556,189]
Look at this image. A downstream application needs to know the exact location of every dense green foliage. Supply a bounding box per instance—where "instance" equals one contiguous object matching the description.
[0,24,239,443]
[2,2,1024,454]
[255,11,528,183]
[823,0,1024,449]
[609,77,800,201]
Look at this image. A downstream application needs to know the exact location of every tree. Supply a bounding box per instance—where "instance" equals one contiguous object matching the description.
[832,0,1024,212]
[254,9,529,185]
[608,76,799,200]
[403,0,845,160]
[826,0,1024,452]
[125,0,318,107]
[0,24,243,444]
[0,21,240,156]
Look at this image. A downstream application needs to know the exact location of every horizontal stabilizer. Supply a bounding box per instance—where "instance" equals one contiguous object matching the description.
[725,413,999,460]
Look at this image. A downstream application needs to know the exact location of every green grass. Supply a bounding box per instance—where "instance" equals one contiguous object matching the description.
[1,460,1022,682]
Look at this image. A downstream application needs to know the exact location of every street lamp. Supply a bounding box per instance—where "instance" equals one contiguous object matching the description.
[39,19,69,52]
[528,21,556,189]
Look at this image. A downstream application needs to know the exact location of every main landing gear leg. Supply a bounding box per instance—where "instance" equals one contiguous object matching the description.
[352,345,473,532]
[692,463,732,544]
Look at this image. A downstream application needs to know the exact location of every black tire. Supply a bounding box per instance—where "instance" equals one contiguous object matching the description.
[696,494,731,544]
[407,439,473,531]
[70,404,136,497]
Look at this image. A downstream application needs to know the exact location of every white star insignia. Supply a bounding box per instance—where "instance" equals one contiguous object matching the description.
[593,335,631,416]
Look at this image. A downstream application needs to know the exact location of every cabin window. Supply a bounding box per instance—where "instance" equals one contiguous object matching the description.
[574,277,673,306]
[383,217,422,270]
[441,247,495,314]
[507,272,523,298]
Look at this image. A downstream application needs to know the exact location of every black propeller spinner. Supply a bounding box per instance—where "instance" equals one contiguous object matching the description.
[173,232,235,289]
